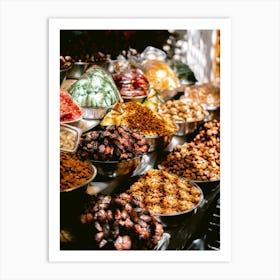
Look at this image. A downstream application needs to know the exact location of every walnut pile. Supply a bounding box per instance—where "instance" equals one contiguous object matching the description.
[127,169,202,215]
[80,193,164,250]
[158,120,220,181]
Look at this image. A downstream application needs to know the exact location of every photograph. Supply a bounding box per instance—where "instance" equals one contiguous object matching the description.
[50,18,231,262]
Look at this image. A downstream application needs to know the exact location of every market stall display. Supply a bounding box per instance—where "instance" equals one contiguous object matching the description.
[59,31,221,251]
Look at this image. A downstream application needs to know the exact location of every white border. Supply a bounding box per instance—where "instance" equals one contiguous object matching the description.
[49,18,231,262]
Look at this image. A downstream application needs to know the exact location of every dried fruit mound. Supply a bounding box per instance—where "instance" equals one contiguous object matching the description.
[78,125,149,161]
[80,193,164,250]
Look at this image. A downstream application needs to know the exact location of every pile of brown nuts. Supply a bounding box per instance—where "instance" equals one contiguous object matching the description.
[157,99,207,122]
[80,193,164,250]
[158,120,220,181]
[78,125,149,161]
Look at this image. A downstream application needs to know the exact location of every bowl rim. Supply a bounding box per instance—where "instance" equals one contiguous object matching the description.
[121,95,147,99]
[60,115,83,124]
[153,182,204,217]
[144,133,175,139]
[89,155,142,164]
[189,178,220,184]
[60,163,97,193]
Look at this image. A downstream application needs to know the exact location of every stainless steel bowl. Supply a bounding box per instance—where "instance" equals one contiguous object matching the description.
[145,134,174,152]
[66,62,89,79]
[82,107,109,120]
[154,183,204,227]
[60,68,69,85]
[190,179,220,195]
[175,118,204,136]
[60,124,82,153]
[91,156,142,178]
[122,95,147,103]
[60,163,97,193]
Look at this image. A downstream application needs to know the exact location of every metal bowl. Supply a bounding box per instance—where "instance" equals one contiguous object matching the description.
[122,95,147,103]
[60,124,82,153]
[60,163,97,193]
[66,62,89,80]
[175,118,204,136]
[60,68,69,85]
[60,115,83,126]
[145,134,174,152]
[154,183,204,227]
[190,179,220,195]
[81,107,109,120]
[91,156,142,178]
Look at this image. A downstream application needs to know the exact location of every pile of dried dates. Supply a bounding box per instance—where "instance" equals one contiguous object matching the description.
[78,125,149,161]
[80,193,164,250]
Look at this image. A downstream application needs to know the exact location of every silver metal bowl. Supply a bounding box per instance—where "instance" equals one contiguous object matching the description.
[175,118,204,136]
[60,124,82,153]
[66,62,89,79]
[60,68,69,85]
[122,95,147,103]
[81,107,109,120]
[60,163,97,193]
[145,134,174,152]
[154,183,205,227]
[91,156,142,178]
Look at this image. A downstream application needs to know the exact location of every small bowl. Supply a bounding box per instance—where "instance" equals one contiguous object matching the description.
[60,163,97,193]
[60,124,82,153]
[60,115,83,126]
[190,179,220,195]
[154,183,204,227]
[60,68,69,85]
[145,134,174,152]
[66,62,89,79]
[81,107,110,120]
[91,156,142,178]
[175,118,204,136]
[122,95,147,103]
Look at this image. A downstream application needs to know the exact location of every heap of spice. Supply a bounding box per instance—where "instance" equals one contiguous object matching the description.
[101,102,177,137]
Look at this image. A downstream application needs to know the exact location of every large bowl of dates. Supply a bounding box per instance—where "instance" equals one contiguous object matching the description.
[78,126,150,178]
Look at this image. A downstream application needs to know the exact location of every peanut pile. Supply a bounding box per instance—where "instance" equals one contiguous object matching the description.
[80,193,164,250]
[158,120,220,181]
[157,99,207,122]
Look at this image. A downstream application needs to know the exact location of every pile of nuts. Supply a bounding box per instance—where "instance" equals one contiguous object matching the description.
[80,193,164,250]
[127,169,202,215]
[60,126,78,152]
[157,99,207,122]
[78,125,149,161]
[158,120,220,181]
[60,153,94,191]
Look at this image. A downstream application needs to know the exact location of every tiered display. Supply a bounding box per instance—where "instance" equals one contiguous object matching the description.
[59,46,220,250]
